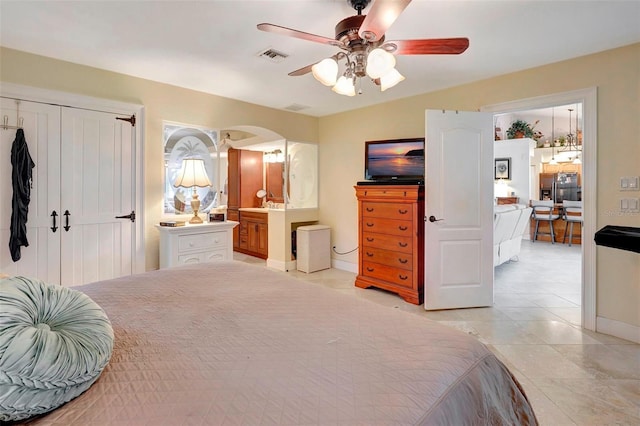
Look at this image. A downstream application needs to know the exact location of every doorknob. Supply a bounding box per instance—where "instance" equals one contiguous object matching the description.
[427,215,444,223]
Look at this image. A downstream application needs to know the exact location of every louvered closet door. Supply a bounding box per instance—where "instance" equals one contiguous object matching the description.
[60,107,134,286]
[0,99,61,283]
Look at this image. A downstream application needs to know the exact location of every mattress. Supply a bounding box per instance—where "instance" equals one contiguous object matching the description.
[23,261,537,425]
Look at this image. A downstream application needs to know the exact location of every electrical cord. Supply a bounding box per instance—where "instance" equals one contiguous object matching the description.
[332,246,358,255]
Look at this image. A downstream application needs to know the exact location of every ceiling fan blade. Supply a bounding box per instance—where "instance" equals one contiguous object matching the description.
[359,0,412,42]
[288,63,315,77]
[383,38,470,55]
[257,23,344,48]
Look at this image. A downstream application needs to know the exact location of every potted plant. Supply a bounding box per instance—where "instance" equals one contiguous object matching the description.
[506,119,541,140]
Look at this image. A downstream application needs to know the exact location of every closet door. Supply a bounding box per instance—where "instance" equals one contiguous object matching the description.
[0,99,61,283]
[60,107,135,286]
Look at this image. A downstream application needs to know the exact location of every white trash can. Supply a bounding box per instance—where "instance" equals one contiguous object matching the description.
[296,225,331,273]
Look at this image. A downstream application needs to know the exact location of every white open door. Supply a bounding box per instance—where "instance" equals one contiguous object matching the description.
[424,110,494,310]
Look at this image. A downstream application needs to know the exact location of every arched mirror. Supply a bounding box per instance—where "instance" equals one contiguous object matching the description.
[163,123,218,215]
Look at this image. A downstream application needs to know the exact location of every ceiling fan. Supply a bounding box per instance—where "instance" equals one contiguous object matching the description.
[257,0,469,96]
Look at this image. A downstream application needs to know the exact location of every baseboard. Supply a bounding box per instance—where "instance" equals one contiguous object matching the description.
[596,316,640,344]
[266,258,297,272]
[332,259,358,274]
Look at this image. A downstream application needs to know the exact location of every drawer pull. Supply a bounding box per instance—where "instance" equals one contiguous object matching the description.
[366,222,374,227]
[398,225,408,231]
[398,242,408,247]
[189,242,194,247]
[399,274,408,280]
[366,207,374,212]
[398,209,408,214]
[367,237,374,242]
[366,251,374,257]
[366,267,374,272]
[398,258,408,264]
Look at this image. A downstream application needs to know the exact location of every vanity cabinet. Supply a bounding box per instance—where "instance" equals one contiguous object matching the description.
[238,210,268,259]
[354,185,424,305]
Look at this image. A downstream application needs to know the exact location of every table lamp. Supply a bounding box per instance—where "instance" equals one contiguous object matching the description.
[173,158,211,224]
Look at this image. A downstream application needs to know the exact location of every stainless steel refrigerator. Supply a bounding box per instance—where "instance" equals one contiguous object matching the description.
[540,172,581,202]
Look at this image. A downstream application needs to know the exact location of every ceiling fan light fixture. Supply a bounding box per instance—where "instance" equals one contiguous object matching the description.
[332,76,356,96]
[311,58,338,86]
[365,48,396,79]
[379,68,405,91]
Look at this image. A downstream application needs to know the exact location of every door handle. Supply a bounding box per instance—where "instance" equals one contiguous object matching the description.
[115,210,136,222]
[50,211,58,233]
[63,210,70,231]
[427,215,444,222]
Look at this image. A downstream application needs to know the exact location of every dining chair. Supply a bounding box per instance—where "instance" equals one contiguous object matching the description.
[562,200,583,246]
[531,200,560,243]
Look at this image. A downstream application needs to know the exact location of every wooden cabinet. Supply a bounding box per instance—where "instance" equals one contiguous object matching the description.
[237,210,268,259]
[227,148,265,254]
[354,185,424,305]
[227,148,264,210]
[156,221,238,269]
[227,209,240,250]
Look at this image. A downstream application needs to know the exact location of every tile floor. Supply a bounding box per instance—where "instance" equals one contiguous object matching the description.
[234,241,640,425]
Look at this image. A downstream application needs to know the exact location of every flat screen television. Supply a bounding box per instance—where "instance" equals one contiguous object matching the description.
[364,138,425,182]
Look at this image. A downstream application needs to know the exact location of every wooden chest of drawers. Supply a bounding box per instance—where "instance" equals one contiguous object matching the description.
[354,185,425,304]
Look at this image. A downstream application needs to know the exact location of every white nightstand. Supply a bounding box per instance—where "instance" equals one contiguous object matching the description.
[156,221,238,269]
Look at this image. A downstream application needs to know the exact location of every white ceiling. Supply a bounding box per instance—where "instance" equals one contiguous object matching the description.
[1,1,639,117]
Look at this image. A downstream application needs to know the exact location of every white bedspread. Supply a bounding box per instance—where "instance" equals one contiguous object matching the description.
[24,261,537,425]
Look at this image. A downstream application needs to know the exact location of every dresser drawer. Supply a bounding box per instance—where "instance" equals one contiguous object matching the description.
[362,217,413,237]
[362,202,413,220]
[178,231,226,253]
[362,247,412,270]
[362,261,414,289]
[356,186,421,200]
[362,232,413,253]
[177,249,226,265]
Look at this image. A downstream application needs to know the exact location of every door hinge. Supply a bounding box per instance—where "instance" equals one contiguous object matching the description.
[115,210,136,222]
[116,114,136,127]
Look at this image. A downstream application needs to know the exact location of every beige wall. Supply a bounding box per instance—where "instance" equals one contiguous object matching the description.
[318,43,640,328]
[1,43,638,329]
[0,47,319,271]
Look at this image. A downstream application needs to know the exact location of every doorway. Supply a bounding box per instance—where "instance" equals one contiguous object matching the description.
[483,88,597,331]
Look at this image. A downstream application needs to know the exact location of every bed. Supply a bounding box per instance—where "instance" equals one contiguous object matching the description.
[17,261,537,425]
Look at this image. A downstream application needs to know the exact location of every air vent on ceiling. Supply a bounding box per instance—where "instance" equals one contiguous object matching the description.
[257,48,289,63]
[283,103,310,112]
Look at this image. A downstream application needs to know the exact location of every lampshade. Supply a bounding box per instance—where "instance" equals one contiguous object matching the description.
[379,68,405,91]
[174,158,211,188]
[332,76,356,96]
[173,158,211,224]
[312,58,338,86]
[366,48,396,79]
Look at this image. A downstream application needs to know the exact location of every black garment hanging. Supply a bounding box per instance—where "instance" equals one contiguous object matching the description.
[9,128,35,262]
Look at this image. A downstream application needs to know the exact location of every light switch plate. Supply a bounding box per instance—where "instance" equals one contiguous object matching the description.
[621,176,640,191]
[621,198,629,210]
